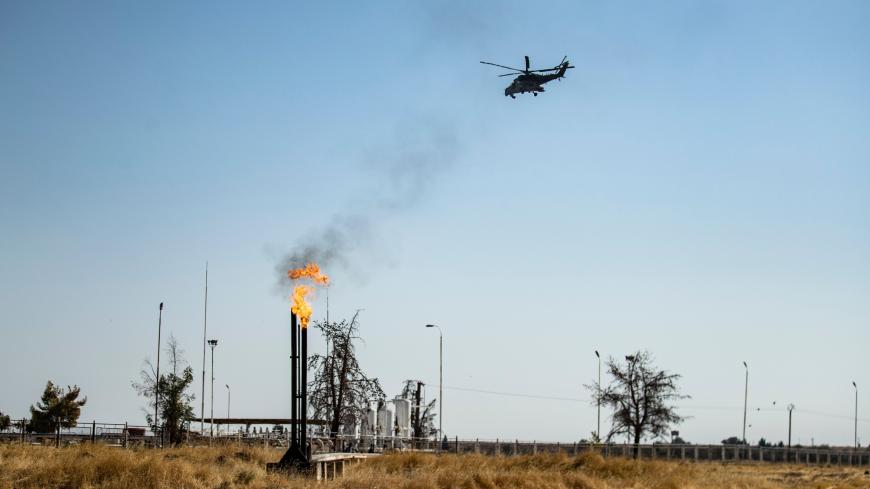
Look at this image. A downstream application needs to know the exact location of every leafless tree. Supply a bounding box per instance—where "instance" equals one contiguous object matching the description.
[307,312,384,440]
[586,350,688,455]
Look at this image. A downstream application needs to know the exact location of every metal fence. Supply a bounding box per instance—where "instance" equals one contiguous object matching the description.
[2,423,868,466]
[440,438,870,466]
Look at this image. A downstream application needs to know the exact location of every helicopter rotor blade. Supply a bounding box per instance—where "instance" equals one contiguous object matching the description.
[525,56,530,72]
[498,72,521,77]
[528,65,575,73]
[480,61,525,72]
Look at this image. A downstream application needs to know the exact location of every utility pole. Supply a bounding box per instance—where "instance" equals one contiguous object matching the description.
[154,302,163,448]
[787,404,795,448]
[201,262,208,435]
[742,361,748,444]
[226,384,231,431]
[853,382,858,449]
[208,339,218,438]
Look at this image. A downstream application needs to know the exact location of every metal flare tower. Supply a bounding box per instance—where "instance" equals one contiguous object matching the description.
[267,312,311,472]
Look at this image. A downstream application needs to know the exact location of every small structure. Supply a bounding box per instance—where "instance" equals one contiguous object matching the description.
[311,453,381,481]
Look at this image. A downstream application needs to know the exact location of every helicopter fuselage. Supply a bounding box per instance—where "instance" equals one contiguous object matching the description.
[504,64,569,98]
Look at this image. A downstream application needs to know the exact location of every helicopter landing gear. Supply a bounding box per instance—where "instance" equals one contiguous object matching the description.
[533,92,537,96]
[510,95,516,99]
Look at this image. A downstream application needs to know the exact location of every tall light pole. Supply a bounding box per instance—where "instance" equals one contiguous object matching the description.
[853,381,858,449]
[787,403,795,448]
[155,302,163,448]
[595,350,601,442]
[742,361,748,444]
[625,355,636,446]
[225,384,231,434]
[208,339,218,437]
[425,324,442,444]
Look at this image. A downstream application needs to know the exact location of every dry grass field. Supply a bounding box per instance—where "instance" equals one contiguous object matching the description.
[1,444,868,489]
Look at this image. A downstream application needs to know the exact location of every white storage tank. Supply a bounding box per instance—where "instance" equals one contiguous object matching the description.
[365,404,377,436]
[394,398,412,438]
[377,402,395,437]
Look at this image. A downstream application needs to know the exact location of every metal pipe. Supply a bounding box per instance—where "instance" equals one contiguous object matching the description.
[155,302,163,448]
[301,325,308,457]
[291,312,298,449]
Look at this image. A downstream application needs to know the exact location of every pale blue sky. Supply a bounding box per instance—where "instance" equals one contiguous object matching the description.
[1,1,868,446]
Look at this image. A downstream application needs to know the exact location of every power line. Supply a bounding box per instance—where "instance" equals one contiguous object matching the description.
[433,383,870,424]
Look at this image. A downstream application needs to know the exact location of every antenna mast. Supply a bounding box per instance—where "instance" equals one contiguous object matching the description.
[200,262,208,435]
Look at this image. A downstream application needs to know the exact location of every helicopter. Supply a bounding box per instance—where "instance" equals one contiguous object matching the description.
[480,55,574,98]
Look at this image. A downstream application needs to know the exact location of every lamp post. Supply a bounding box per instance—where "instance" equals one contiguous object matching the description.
[225,384,231,435]
[787,403,795,448]
[208,339,218,438]
[625,355,636,446]
[425,324,442,445]
[742,361,748,444]
[853,382,858,449]
[155,302,163,448]
[595,350,601,442]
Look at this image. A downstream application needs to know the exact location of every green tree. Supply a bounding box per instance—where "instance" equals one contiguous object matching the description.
[28,381,87,433]
[133,335,195,445]
[586,351,687,456]
[0,410,11,431]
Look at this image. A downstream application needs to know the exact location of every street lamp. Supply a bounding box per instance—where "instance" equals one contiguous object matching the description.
[853,381,858,449]
[624,355,636,445]
[208,339,218,438]
[425,324,443,445]
[225,384,231,435]
[742,361,748,444]
[595,351,602,434]
[155,302,164,448]
[787,403,795,448]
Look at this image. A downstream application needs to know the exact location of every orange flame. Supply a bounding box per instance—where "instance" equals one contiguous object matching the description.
[291,284,314,327]
[287,263,330,328]
[288,262,329,286]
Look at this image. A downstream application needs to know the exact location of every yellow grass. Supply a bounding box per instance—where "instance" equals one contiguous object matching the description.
[1,444,867,489]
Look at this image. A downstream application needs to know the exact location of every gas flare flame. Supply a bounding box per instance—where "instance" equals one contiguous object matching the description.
[287,263,329,328]
[288,262,330,285]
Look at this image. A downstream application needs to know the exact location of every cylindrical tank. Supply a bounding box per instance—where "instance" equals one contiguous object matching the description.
[394,398,412,438]
[377,403,395,437]
[365,404,377,436]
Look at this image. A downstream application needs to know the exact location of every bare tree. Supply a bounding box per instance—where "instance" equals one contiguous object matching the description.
[586,350,688,455]
[132,335,195,445]
[307,312,385,440]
